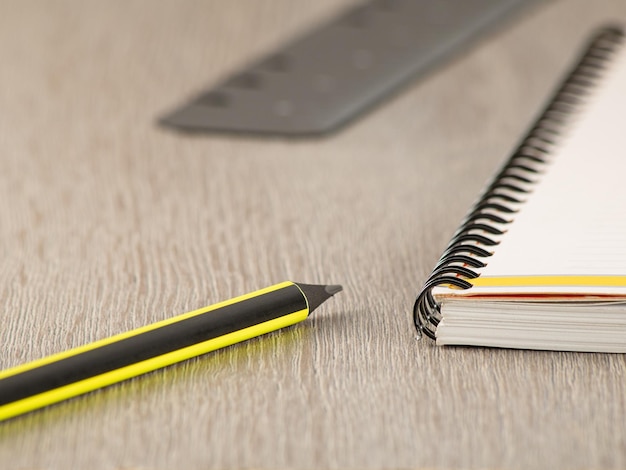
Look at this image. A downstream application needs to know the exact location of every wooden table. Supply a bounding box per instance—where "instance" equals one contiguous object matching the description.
[1,0,625,468]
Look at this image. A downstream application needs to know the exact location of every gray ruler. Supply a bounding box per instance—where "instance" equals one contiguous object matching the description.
[160,0,532,136]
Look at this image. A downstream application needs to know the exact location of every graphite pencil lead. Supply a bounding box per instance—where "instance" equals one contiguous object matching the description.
[294,283,343,314]
[324,285,343,296]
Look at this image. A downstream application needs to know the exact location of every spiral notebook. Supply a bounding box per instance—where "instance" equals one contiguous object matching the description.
[414,26,626,353]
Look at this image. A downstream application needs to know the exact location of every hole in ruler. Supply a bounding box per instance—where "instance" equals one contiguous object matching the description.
[273,99,294,117]
[262,54,291,72]
[196,91,230,107]
[227,72,263,90]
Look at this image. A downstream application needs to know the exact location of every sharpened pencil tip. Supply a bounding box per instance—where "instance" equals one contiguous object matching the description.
[325,285,343,296]
[294,282,343,314]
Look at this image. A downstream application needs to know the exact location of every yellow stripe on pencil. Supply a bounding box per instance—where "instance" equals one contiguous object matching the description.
[0,281,342,422]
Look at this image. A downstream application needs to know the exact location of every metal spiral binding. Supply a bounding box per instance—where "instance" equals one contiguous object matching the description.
[413,26,625,340]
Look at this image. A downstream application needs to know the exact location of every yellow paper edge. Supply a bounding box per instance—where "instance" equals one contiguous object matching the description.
[469,275,626,288]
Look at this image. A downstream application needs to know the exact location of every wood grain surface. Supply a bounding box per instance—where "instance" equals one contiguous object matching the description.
[0,0,625,468]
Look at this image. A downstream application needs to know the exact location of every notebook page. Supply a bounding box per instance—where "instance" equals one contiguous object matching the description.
[438,40,626,298]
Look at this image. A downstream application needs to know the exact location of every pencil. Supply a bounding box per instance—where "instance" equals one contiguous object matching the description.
[0,281,342,422]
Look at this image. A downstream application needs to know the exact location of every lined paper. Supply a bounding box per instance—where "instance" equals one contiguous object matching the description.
[435,40,626,299]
